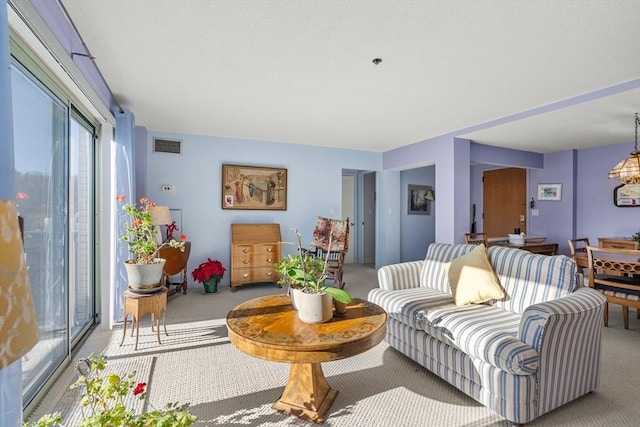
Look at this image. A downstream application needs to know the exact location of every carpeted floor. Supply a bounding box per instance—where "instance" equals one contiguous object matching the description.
[28,264,640,426]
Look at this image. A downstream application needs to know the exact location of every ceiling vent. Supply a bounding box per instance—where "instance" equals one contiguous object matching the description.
[153,138,182,155]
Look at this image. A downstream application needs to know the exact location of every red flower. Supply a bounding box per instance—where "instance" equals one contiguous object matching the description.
[191,258,226,283]
[133,382,146,396]
[180,234,187,241]
[115,194,126,202]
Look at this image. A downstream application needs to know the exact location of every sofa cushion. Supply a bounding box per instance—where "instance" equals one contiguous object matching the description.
[487,246,578,314]
[419,304,539,375]
[368,287,454,330]
[420,243,478,294]
[445,244,505,305]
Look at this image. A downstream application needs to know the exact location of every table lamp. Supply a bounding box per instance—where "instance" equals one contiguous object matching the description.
[148,205,172,245]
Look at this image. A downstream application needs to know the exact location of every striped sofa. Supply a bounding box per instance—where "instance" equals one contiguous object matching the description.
[368,243,606,425]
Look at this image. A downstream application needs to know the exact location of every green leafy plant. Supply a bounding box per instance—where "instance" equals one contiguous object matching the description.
[117,195,186,264]
[632,230,640,243]
[280,227,352,304]
[24,354,197,427]
[274,254,324,288]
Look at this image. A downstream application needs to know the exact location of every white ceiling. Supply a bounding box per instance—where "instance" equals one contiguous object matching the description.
[60,0,640,154]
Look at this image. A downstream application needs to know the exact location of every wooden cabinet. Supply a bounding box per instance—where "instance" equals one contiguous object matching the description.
[231,223,281,291]
[598,237,639,250]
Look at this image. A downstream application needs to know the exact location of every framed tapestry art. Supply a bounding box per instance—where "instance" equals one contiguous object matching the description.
[222,164,287,210]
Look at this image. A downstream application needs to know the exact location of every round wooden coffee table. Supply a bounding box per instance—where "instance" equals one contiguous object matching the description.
[226,294,386,423]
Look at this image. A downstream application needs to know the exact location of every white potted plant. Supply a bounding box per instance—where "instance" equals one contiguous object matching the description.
[117,195,186,292]
[279,228,352,323]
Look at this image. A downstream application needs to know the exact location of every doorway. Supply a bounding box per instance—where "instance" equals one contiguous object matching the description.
[483,167,527,237]
[341,171,376,265]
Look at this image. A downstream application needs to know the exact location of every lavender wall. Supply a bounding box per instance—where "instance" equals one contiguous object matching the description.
[400,165,436,261]
[528,150,576,255]
[577,142,640,244]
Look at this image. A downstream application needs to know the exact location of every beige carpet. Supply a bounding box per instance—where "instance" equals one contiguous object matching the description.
[28,265,640,426]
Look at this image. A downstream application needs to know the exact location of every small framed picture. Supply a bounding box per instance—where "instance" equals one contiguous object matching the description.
[407,184,432,215]
[537,183,562,201]
[613,183,640,207]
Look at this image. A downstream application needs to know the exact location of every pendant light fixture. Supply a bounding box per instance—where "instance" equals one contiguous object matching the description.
[608,113,640,184]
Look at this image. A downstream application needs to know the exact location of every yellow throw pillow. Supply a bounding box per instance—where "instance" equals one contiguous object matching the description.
[445,244,505,305]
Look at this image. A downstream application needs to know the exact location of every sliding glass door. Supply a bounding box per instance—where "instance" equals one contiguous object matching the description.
[11,59,97,406]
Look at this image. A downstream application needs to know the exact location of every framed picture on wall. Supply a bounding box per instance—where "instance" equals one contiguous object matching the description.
[221,164,287,210]
[613,183,640,207]
[537,183,562,201]
[407,184,432,215]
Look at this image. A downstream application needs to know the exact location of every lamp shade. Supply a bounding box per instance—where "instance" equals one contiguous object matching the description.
[0,200,39,369]
[148,205,172,225]
[609,113,640,184]
[607,149,640,184]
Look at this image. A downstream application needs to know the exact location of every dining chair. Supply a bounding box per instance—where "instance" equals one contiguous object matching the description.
[464,232,486,245]
[586,246,640,329]
[568,237,590,273]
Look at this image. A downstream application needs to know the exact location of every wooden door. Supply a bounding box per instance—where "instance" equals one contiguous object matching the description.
[483,168,526,238]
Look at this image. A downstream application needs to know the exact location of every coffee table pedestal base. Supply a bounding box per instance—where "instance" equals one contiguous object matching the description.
[272,362,338,424]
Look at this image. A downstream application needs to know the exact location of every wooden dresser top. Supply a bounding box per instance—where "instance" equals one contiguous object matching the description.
[231,223,281,244]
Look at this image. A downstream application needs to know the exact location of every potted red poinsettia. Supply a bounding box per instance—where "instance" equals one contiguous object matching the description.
[191,258,226,293]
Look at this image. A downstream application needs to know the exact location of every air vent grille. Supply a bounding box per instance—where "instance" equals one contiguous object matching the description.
[153,138,182,154]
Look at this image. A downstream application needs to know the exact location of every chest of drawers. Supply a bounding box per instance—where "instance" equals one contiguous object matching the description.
[230,223,281,291]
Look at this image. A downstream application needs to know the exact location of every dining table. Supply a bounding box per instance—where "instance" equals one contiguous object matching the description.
[487,236,558,256]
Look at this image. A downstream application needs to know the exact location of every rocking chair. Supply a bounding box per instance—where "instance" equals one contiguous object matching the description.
[305,216,350,289]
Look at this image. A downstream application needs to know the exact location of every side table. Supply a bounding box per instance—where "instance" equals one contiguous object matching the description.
[227,295,386,423]
[120,287,168,350]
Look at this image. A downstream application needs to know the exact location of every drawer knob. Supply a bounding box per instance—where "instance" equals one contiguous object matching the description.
[242,248,249,253]
[267,248,272,252]
[242,273,249,278]
[266,259,272,263]
[266,272,272,277]
[242,260,249,264]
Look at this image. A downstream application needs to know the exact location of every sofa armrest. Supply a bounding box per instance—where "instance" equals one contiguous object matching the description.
[377,261,423,291]
[518,287,605,350]
[518,286,606,412]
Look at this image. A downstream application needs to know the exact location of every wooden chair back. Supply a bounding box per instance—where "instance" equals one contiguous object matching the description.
[586,245,640,329]
[307,217,350,289]
[464,232,486,245]
[568,237,590,269]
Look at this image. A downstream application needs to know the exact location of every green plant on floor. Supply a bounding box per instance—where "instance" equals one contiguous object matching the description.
[23,354,197,427]
[190,258,226,283]
[632,230,640,243]
[279,227,352,304]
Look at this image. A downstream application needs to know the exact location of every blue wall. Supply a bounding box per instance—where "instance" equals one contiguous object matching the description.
[143,130,381,286]
[400,166,436,261]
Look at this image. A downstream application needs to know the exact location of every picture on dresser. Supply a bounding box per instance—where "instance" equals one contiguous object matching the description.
[222,164,287,210]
